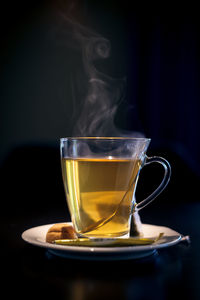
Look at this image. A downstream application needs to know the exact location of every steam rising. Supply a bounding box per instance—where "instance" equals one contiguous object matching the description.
[71,27,127,137]
[58,8,143,138]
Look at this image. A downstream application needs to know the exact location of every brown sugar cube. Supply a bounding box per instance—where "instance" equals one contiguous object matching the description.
[46,223,78,243]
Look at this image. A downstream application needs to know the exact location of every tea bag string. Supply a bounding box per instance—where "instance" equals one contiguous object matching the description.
[78,176,138,234]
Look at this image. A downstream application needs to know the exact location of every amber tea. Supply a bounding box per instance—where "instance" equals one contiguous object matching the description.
[61,157,142,237]
[60,137,171,239]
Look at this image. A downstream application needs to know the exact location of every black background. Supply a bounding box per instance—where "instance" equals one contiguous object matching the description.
[0,0,199,214]
[0,2,200,299]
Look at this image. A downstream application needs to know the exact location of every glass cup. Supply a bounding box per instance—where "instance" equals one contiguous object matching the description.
[60,137,171,238]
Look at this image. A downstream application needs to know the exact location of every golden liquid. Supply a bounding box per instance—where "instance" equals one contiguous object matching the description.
[61,157,141,237]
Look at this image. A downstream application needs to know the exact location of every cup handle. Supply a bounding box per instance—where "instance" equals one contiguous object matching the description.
[136,156,171,211]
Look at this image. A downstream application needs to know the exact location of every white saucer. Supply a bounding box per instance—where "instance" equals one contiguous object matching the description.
[22,223,182,261]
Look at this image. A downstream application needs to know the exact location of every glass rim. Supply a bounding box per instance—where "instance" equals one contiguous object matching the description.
[60,136,151,142]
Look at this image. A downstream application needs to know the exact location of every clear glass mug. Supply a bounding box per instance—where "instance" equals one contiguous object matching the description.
[60,137,171,238]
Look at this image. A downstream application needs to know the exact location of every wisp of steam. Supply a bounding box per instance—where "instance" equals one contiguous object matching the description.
[72,31,127,137]
[57,7,144,138]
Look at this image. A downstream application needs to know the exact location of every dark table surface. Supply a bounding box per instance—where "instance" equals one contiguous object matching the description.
[1,146,199,300]
[1,201,199,300]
